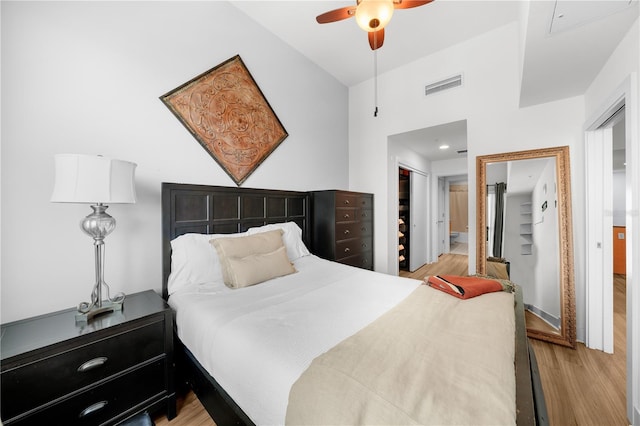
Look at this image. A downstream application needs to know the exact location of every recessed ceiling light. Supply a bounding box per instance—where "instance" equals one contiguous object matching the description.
[439,144,450,150]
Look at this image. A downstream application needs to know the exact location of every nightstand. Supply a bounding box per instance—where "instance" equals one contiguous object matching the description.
[1,290,175,425]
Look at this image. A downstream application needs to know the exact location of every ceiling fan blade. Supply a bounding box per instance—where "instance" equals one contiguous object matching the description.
[393,0,434,9]
[368,29,385,50]
[316,6,356,24]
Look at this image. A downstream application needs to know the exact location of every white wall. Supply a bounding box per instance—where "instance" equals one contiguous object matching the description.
[1,1,349,323]
[349,21,586,336]
[532,158,560,320]
[583,16,639,424]
[504,192,535,302]
[613,170,626,226]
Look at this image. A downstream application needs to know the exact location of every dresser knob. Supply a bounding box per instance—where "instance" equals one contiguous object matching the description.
[344,230,350,235]
[344,214,350,219]
[77,357,108,373]
[79,401,108,418]
[344,199,350,205]
[344,247,351,253]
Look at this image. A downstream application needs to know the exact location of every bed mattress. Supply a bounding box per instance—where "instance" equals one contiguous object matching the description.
[168,255,421,424]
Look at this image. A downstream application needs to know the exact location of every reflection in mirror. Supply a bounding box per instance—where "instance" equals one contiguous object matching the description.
[477,147,576,348]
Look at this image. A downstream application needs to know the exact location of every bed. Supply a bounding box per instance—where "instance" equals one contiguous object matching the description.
[161,182,546,425]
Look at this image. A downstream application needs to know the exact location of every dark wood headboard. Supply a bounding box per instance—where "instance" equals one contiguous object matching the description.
[161,182,311,300]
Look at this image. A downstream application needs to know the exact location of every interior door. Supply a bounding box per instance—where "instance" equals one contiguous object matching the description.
[409,171,429,271]
[586,127,614,353]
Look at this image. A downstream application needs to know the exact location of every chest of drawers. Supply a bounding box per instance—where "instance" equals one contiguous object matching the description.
[0,290,175,425]
[311,190,374,270]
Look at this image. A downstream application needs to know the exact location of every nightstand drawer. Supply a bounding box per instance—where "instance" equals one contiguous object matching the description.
[2,319,165,421]
[9,359,166,426]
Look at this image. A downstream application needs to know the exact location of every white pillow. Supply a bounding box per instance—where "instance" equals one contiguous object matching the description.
[167,231,247,295]
[246,222,310,261]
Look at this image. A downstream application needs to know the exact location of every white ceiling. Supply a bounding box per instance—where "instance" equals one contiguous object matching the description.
[231,0,638,161]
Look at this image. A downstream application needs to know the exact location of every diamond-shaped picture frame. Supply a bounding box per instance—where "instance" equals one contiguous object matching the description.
[160,55,288,186]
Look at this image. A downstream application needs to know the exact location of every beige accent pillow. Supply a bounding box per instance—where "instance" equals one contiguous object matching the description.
[211,229,285,285]
[225,246,296,288]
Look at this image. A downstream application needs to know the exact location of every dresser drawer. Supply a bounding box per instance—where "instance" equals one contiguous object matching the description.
[335,192,359,207]
[360,208,373,222]
[340,251,373,270]
[335,238,371,260]
[359,219,373,237]
[9,359,167,426]
[335,207,358,223]
[335,192,372,209]
[2,319,165,421]
[335,222,362,240]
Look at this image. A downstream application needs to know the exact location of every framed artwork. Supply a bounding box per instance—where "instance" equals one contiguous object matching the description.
[160,55,288,185]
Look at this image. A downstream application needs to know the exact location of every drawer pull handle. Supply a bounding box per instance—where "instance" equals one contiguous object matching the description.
[344,230,350,235]
[78,357,108,372]
[344,200,350,205]
[344,214,350,219]
[79,401,108,418]
[344,248,351,253]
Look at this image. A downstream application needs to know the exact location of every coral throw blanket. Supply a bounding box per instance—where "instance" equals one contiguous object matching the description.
[426,275,504,299]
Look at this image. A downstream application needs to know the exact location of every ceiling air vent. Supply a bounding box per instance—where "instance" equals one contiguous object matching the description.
[424,74,463,96]
[457,149,468,155]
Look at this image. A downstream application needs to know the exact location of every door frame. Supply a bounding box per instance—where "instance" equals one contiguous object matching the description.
[409,169,430,271]
[584,74,638,422]
[390,158,430,276]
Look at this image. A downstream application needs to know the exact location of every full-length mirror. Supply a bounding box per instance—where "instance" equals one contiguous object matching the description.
[477,147,576,348]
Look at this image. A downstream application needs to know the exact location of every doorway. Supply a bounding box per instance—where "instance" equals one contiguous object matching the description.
[585,80,636,422]
[398,166,429,273]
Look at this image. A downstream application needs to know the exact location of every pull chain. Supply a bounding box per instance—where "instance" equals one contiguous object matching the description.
[373,32,379,117]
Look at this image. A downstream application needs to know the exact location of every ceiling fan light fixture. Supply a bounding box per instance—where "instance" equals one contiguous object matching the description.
[355,0,394,32]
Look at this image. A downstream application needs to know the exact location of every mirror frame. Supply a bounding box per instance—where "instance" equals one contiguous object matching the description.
[476,146,576,348]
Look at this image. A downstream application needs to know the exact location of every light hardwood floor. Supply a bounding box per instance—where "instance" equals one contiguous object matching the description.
[155,255,628,426]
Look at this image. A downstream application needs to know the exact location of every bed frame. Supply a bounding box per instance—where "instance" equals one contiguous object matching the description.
[161,182,547,426]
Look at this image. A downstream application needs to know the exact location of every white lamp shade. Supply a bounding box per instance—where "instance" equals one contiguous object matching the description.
[51,154,137,204]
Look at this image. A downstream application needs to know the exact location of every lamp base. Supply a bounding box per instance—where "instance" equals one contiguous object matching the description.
[75,299,123,323]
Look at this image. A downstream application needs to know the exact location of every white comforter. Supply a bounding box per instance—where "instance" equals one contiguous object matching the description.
[168,255,421,425]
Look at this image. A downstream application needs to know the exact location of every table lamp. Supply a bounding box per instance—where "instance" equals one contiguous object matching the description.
[51,154,137,322]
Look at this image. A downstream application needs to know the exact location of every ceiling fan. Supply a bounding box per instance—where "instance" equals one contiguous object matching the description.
[316,0,434,50]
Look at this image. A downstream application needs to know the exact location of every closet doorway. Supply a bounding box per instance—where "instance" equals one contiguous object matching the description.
[398,167,429,272]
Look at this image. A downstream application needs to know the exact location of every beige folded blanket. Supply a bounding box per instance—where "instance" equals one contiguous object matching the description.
[286,285,516,425]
